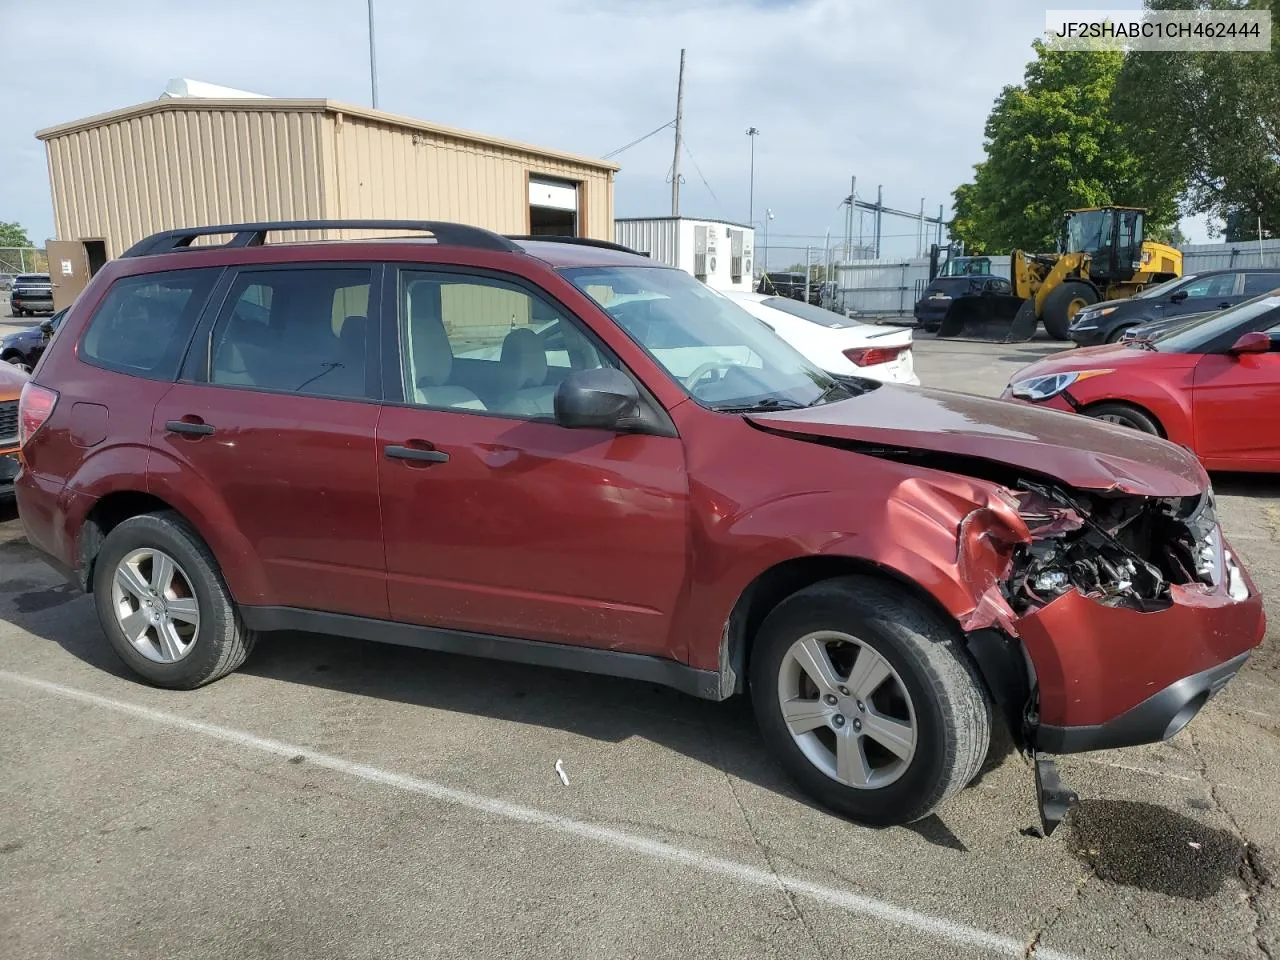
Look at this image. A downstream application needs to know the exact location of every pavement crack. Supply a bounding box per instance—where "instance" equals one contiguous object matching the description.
[1023,867,1095,958]
[705,717,829,959]
[1188,727,1273,960]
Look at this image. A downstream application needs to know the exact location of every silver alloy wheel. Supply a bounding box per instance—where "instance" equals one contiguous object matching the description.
[776,631,917,790]
[1095,413,1132,426]
[110,548,201,663]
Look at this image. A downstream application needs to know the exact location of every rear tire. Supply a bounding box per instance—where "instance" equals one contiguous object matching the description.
[92,511,256,689]
[749,576,991,826]
[1042,281,1099,341]
[1085,402,1162,435]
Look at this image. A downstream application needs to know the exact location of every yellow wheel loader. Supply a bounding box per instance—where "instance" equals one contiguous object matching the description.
[932,207,1182,342]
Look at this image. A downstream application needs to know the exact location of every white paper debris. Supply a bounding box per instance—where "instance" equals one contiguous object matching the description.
[1188,841,1202,850]
[555,759,569,786]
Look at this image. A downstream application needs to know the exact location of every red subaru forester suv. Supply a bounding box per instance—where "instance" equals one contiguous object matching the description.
[15,220,1266,832]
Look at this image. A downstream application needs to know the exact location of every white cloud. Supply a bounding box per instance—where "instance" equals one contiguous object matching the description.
[0,0,1092,259]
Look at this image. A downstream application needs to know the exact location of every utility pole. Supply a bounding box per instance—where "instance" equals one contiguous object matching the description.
[843,176,856,262]
[1259,204,1266,267]
[937,204,944,249]
[763,208,774,278]
[874,185,884,259]
[746,127,759,226]
[916,198,925,257]
[804,244,811,303]
[671,49,686,217]
[367,0,379,109]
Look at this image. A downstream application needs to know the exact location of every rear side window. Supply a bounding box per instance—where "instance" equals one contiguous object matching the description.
[81,269,220,380]
[207,267,374,399]
[1243,273,1280,296]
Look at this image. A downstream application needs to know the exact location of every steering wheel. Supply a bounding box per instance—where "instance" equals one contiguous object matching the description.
[683,360,738,390]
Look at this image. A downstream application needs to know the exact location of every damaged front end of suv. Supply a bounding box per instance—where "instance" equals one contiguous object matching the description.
[745,386,1265,833]
[955,477,1261,834]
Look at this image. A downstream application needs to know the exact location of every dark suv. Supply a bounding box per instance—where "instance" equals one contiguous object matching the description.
[9,273,54,316]
[15,220,1265,833]
[1068,268,1280,345]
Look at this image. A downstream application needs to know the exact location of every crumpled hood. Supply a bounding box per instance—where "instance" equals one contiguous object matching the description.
[747,385,1207,497]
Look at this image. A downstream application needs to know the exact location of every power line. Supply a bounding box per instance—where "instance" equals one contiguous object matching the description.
[681,139,722,214]
[602,119,675,160]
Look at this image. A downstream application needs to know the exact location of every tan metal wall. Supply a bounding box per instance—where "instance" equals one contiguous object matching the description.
[44,106,329,257]
[321,112,613,239]
[41,100,616,255]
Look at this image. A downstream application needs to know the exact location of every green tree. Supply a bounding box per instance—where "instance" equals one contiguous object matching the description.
[0,221,33,248]
[950,39,1183,253]
[1114,0,1280,237]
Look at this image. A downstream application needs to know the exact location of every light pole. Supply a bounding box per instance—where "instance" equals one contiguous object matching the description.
[763,208,775,281]
[367,0,379,109]
[745,127,759,225]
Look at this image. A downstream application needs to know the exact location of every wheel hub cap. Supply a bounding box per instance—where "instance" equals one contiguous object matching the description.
[777,631,918,790]
[110,548,201,664]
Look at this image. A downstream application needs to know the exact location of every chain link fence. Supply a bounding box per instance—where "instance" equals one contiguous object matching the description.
[0,248,48,288]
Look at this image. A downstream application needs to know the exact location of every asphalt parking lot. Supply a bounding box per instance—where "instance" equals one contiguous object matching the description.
[1,334,1278,960]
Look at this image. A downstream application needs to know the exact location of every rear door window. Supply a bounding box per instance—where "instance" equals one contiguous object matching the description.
[80,269,220,380]
[1181,274,1237,298]
[1242,273,1280,296]
[206,267,376,400]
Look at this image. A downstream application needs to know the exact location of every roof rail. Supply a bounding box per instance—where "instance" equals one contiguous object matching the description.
[506,235,646,256]
[121,220,522,258]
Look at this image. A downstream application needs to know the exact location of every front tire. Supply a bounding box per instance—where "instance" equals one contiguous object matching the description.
[92,511,256,689]
[749,576,991,826]
[1086,401,1162,435]
[1042,281,1099,340]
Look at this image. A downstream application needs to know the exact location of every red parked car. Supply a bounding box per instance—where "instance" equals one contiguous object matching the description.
[1004,291,1280,471]
[15,220,1266,833]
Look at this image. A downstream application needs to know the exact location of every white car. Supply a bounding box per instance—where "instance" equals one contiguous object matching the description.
[722,291,919,385]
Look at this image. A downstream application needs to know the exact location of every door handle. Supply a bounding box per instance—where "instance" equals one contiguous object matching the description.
[165,419,215,437]
[385,444,450,464]
[1218,301,1232,309]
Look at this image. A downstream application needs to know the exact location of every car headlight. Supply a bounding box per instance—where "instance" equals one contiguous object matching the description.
[1008,369,1112,401]
[1071,306,1117,328]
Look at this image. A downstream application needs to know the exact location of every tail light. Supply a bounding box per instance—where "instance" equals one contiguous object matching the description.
[843,344,910,367]
[19,381,58,446]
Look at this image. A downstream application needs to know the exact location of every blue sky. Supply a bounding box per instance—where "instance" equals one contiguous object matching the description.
[0,0,1208,259]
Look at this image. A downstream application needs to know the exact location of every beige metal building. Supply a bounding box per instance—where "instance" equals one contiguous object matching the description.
[36,97,618,305]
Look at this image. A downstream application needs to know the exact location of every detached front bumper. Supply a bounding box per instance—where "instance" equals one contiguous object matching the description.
[1035,650,1249,753]
[1018,558,1265,754]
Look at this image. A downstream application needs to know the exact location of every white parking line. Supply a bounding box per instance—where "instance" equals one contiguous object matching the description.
[0,669,1080,960]
[1070,755,1198,783]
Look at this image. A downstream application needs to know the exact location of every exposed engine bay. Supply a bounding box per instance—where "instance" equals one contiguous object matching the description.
[1005,480,1227,613]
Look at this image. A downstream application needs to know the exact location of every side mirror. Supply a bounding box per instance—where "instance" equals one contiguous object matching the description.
[1228,331,1271,355]
[554,368,639,429]
[1169,290,1189,303]
[39,319,54,335]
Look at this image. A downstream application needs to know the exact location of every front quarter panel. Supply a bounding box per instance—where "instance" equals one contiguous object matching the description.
[672,411,1018,671]
[1067,366,1197,448]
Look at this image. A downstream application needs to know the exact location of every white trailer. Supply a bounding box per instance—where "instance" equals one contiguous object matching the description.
[615,217,756,293]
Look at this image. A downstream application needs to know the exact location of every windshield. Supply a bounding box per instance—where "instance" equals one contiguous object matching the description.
[1135,275,1193,300]
[938,257,991,278]
[758,296,851,329]
[1063,210,1113,255]
[1149,291,1280,352]
[564,265,844,410]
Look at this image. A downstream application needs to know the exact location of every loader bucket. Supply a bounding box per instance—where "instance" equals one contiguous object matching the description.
[934,294,1033,342]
